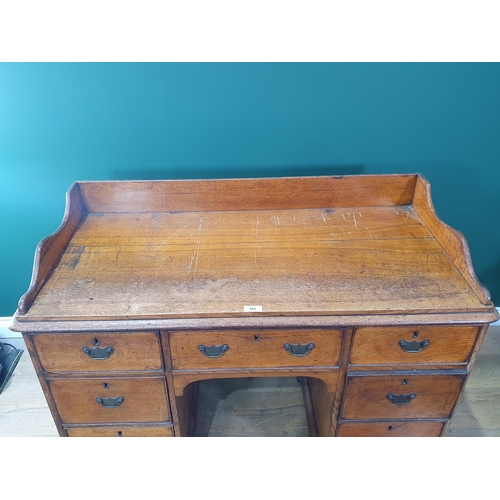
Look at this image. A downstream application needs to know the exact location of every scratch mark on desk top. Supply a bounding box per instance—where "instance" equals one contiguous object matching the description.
[272,215,279,235]
[353,213,360,231]
[156,218,200,250]
[188,217,204,277]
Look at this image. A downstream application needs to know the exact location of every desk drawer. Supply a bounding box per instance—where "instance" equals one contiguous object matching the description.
[350,326,479,366]
[33,332,163,373]
[169,329,343,370]
[65,425,174,437]
[337,421,445,437]
[49,377,170,424]
[341,373,466,420]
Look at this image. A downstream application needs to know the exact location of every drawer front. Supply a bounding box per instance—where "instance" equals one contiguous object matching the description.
[49,377,170,424]
[33,332,163,373]
[341,374,466,420]
[350,326,479,366]
[169,329,343,370]
[65,426,173,437]
[337,421,445,437]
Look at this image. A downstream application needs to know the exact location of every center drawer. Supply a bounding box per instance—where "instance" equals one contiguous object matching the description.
[168,329,343,370]
[48,377,170,424]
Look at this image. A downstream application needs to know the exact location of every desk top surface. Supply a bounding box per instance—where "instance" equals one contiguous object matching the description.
[15,175,496,325]
[22,204,484,321]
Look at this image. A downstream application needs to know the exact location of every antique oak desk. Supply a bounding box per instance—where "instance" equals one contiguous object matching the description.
[10,175,498,437]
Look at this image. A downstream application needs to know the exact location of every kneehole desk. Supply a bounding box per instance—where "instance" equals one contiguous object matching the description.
[10,175,498,436]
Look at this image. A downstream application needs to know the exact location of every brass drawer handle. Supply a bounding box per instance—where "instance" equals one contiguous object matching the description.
[284,342,315,357]
[82,346,115,360]
[96,396,125,408]
[198,344,229,358]
[386,393,416,405]
[398,339,430,353]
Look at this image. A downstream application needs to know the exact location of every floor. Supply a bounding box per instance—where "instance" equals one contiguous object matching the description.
[0,337,58,437]
[194,377,311,437]
[1,327,499,437]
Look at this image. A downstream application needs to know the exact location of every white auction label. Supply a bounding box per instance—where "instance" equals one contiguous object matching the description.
[244,305,263,312]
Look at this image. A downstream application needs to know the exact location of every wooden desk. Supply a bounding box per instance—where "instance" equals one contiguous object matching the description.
[10,175,498,436]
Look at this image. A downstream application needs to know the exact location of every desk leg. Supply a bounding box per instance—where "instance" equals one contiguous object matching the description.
[174,382,199,436]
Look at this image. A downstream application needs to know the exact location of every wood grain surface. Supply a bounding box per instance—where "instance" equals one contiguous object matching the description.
[48,377,170,424]
[309,377,336,437]
[412,175,491,305]
[172,368,339,397]
[1,327,499,437]
[79,175,417,213]
[341,373,466,420]
[22,205,484,321]
[350,326,479,366]
[65,425,173,437]
[169,329,343,370]
[33,332,163,372]
[18,183,84,314]
[337,421,445,437]
[70,206,431,245]
[11,310,498,333]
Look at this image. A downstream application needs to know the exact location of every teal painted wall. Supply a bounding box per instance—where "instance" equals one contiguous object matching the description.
[1,63,499,316]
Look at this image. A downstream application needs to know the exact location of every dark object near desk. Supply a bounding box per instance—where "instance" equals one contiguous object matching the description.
[0,342,24,394]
